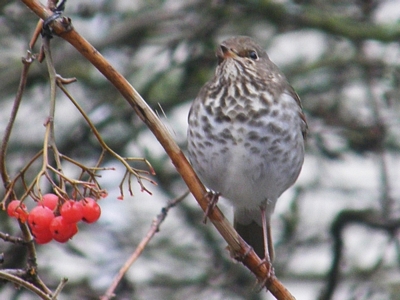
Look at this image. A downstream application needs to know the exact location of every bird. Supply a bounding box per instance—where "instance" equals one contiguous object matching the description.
[187,36,307,263]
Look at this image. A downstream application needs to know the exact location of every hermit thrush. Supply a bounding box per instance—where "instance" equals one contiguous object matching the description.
[187,36,307,262]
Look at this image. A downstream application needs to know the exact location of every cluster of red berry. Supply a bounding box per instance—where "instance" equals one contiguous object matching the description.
[7,194,101,244]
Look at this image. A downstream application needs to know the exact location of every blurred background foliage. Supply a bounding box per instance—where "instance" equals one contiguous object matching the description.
[1,0,400,299]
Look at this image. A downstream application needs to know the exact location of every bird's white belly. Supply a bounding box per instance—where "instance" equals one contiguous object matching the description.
[191,120,304,209]
[187,87,305,213]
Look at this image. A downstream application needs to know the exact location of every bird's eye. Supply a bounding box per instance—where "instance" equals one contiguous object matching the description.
[248,51,258,60]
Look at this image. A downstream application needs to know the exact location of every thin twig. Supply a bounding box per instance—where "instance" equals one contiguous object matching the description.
[320,209,400,300]
[100,191,189,300]
[17,220,52,295]
[0,52,35,200]
[0,232,26,244]
[29,19,43,50]
[358,42,392,219]
[0,45,52,296]
[57,81,156,195]
[0,149,44,206]
[0,270,52,300]
[51,277,68,299]
[42,36,65,185]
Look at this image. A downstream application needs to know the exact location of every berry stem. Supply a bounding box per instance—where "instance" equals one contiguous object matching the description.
[57,81,156,196]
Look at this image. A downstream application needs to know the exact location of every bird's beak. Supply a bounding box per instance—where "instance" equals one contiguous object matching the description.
[219,45,238,59]
[217,44,239,64]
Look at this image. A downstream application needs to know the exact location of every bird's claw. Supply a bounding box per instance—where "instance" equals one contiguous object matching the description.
[255,259,275,291]
[202,191,220,224]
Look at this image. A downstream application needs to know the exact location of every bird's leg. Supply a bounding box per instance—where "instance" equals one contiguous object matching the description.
[202,191,220,224]
[266,221,275,262]
[260,206,273,263]
[257,206,275,287]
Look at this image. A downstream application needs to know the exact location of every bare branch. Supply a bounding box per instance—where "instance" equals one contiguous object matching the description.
[0,270,52,300]
[101,191,189,300]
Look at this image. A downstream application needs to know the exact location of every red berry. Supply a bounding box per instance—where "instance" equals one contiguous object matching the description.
[50,216,78,243]
[80,198,101,223]
[70,222,78,236]
[28,206,54,231]
[35,235,53,244]
[41,193,59,210]
[60,200,83,224]
[7,200,28,223]
[32,228,53,244]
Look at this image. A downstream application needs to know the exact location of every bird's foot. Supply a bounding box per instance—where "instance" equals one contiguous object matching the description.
[202,191,220,224]
[255,258,275,291]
